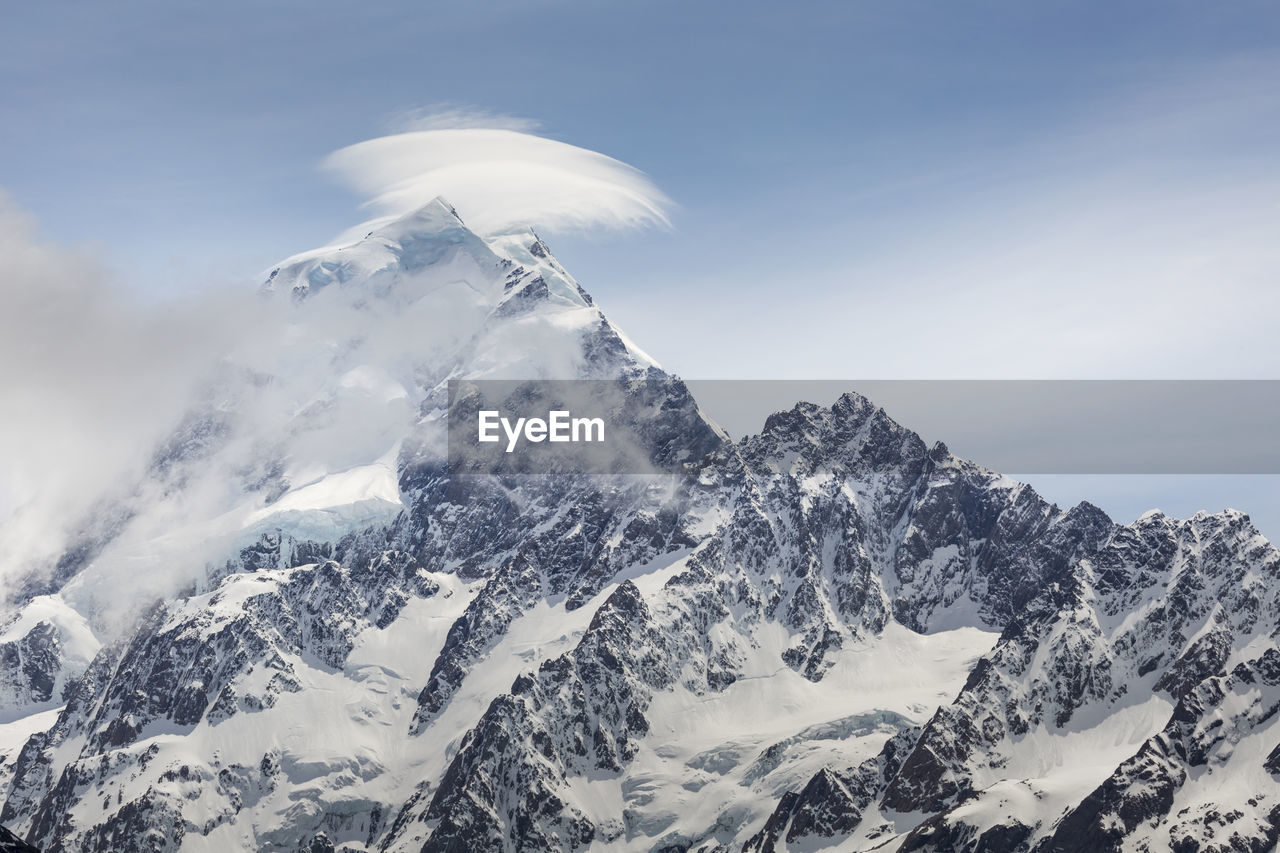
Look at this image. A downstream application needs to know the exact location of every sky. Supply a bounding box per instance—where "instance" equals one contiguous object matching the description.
[2,0,1279,535]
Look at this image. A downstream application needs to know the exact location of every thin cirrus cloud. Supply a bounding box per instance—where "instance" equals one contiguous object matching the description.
[386,103,544,134]
[323,118,673,237]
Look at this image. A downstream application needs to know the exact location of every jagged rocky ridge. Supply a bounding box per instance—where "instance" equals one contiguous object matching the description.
[0,202,1277,852]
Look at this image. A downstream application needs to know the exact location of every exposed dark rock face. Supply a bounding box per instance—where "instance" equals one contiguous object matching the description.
[744,728,918,853]
[750,506,1280,853]
[0,823,39,852]
[0,625,60,709]
[1039,648,1280,853]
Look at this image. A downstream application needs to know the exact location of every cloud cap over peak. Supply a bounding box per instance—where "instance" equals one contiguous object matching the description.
[324,125,672,236]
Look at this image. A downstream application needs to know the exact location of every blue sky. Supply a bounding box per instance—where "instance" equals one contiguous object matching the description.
[3,0,1279,532]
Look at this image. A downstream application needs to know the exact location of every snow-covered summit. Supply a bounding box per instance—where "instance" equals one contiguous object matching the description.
[265,197,494,301]
[263,196,657,377]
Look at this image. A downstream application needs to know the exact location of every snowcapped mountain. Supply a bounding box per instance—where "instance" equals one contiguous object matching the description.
[0,200,1277,853]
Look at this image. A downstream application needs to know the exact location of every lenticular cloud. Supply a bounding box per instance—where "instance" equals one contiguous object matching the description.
[324,126,672,236]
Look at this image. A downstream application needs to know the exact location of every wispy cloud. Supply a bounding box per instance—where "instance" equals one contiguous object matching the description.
[386,103,543,134]
[0,194,407,626]
[0,195,255,578]
[325,115,672,236]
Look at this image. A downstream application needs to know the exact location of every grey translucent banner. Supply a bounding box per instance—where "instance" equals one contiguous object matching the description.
[448,379,1280,475]
[686,380,1280,474]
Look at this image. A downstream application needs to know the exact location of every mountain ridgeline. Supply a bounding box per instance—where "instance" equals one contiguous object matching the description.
[0,200,1276,852]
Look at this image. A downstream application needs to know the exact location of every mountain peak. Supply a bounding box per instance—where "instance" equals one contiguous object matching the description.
[262,196,498,302]
[373,195,465,235]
